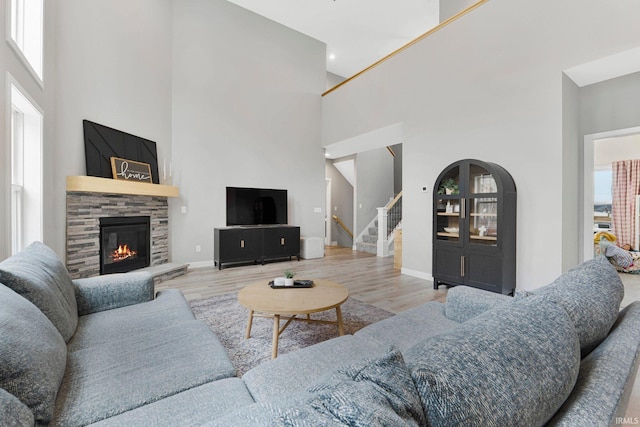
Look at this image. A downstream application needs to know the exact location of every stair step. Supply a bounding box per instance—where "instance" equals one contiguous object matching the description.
[362,234,377,243]
[356,242,377,254]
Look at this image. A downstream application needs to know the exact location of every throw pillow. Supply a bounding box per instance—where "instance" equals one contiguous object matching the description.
[307,346,426,426]
[0,241,78,342]
[210,347,427,426]
[0,284,67,424]
[531,256,624,356]
[405,296,581,427]
[0,387,35,427]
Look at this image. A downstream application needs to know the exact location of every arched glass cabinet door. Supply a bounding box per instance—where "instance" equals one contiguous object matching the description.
[434,165,462,243]
[468,164,498,246]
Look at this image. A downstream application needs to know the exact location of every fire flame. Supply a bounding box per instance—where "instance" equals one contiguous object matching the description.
[112,244,137,262]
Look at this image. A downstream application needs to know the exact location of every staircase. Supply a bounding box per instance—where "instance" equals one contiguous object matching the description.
[355,192,402,257]
[356,220,380,254]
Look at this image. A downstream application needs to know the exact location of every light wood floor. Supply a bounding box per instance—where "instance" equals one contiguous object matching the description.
[157,246,447,314]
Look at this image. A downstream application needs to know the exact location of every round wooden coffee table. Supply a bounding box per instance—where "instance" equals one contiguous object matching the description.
[238,279,349,358]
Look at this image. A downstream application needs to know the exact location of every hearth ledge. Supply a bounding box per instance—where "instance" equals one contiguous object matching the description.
[67,176,179,198]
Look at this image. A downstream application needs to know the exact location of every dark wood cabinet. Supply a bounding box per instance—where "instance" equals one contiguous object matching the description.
[214,226,300,269]
[432,159,516,295]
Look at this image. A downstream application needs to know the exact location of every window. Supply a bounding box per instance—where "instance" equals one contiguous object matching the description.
[8,0,44,82]
[11,107,24,254]
[10,82,43,254]
[594,169,613,205]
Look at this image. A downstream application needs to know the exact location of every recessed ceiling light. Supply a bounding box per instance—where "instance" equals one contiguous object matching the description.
[328,53,336,61]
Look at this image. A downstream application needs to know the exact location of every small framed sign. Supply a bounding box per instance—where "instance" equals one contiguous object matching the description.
[110,157,153,183]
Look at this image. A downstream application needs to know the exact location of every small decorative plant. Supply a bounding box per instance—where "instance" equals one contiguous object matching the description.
[438,178,459,195]
[283,270,295,286]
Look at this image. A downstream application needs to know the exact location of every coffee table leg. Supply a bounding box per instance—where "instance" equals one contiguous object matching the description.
[272,314,280,359]
[336,306,345,336]
[245,310,255,339]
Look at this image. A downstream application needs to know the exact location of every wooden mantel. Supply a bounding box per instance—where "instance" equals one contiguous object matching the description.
[66,176,179,198]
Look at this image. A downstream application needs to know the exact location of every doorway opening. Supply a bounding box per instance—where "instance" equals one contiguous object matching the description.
[583,127,640,261]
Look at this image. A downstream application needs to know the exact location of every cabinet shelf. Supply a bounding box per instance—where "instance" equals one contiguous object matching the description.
[437,232,460,238]
[470,235,498,241]
[470,213,497,217]
[437,212,460,217]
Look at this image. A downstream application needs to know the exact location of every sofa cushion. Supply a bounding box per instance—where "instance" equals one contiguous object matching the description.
[355,301,460,351]
[0,284,67,424]
[68,289,195,352]
[209,397,343,426]
[405,296,581,426]
[243,334,389,402]
[444,285,514,322]
[532,256,624,356]
[548,301,640,426]
[0,241,78,342]
[90,378,255,426]
[0,387,35,427]
[52,320,235,427]
[214,347,426,427]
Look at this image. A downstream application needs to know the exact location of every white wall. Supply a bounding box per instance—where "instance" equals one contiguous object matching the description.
[322,0,640,290]
[439,0,476,22]
[325,161,354,247]
[355,147,394,237]
[594,134,640,168]
[52,0,173,257]
[170,0,326,263]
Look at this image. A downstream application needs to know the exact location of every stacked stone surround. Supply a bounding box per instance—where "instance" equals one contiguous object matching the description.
[66,191,169,279]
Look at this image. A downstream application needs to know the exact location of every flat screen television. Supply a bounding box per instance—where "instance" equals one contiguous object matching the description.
[226,187,288,226]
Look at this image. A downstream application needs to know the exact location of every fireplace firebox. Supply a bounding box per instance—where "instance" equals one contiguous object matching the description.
[99,216,151,274]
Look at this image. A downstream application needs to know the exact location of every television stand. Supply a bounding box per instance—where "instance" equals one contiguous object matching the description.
[214,225,300,270]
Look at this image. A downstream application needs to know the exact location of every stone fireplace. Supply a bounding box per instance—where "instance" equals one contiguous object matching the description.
[65,176,178,279]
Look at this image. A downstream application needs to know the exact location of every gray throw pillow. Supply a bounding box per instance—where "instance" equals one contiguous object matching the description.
[211,347,426,426]
[530,256,624,356]
[0,387,35,427]
[0,241,78,342]
[0,284,67,424]
[406,296,581,427]
[307,346,426,426]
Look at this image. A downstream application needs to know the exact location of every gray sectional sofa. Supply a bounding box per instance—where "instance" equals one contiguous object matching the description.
[1,241,639,426]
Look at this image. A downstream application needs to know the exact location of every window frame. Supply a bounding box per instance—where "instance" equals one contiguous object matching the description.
[6,0,44,87]
[7,75,43,255]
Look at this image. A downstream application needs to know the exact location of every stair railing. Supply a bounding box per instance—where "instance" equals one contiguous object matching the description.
[332,214,354,238]
[376,191,403,257]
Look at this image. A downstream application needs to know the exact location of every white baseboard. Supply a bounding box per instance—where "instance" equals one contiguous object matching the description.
[401,268,433,282]
[187,260,216,269]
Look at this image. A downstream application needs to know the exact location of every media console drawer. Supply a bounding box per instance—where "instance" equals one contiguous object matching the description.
[214,226,300,270]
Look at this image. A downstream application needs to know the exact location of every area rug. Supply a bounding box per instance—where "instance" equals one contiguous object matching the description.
[189,292,394,376]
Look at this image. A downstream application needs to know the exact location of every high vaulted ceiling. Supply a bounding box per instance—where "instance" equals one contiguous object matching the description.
[225,0,440,78]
